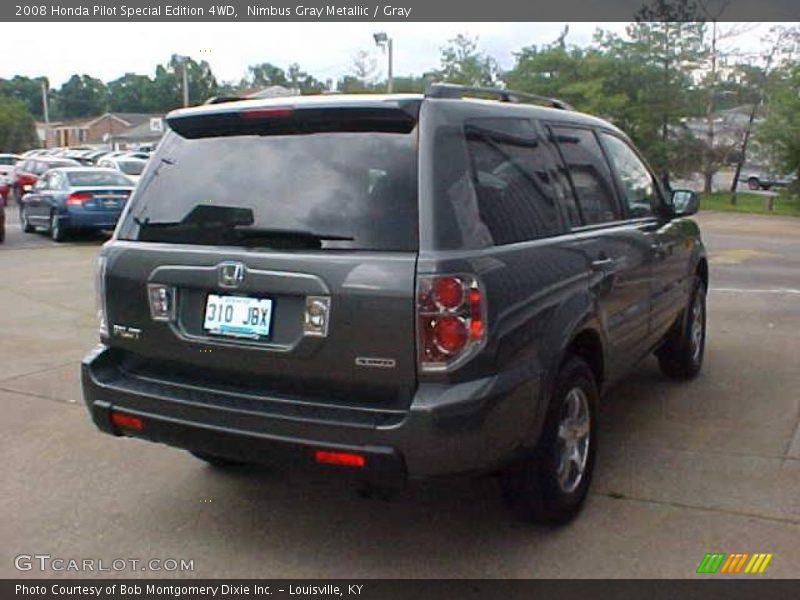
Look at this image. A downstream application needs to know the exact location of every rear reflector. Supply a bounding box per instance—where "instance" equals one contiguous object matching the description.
[110,412,143,431]
[313,449,366,468]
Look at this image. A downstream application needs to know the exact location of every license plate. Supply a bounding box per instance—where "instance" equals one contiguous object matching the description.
[203,294,273,338]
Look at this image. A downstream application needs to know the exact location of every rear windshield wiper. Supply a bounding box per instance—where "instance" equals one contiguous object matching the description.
[137,220,353,248]
[134,204,354,248]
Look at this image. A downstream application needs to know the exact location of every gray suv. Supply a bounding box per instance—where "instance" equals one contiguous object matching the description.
[82,84,708,523]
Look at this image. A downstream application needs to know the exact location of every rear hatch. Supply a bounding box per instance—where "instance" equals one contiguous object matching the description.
[104,99,421,410]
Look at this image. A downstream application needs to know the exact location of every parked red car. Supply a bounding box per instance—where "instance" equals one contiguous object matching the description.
[0,199,5,243]
[10,158,79,204]
[0,154,20,207]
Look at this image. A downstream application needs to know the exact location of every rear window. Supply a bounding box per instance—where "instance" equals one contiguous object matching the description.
[67,171,133,187]
[37,160,77,174]
[118,129,418,251]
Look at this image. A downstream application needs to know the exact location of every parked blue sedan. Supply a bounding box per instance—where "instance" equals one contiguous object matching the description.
[19,168,135,242]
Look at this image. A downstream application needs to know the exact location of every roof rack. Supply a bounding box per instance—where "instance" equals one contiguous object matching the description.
[204,95,249,105]
[425,82,573,111]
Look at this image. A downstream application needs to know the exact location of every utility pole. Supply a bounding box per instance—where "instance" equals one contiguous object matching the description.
[730,33,782,205]
[182,60,190,107]
[40,79,50,148]
[704,19,718,194]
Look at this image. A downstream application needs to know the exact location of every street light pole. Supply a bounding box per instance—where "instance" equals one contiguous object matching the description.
[387,38,394,93]
[373,32,394,93]
[40,79,50,148]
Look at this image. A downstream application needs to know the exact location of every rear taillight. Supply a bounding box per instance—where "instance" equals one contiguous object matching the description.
[417,274,486,372]
[66,192,92,205]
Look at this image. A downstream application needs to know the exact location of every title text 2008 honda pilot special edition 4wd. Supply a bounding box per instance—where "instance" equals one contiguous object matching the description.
[82,84,708,523]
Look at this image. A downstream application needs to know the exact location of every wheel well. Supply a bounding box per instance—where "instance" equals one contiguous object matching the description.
[696,258,708,290]
[565,329,604,389]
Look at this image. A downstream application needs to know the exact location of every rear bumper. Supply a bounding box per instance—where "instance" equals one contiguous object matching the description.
[59,210,122,230]
[81,345,544,484]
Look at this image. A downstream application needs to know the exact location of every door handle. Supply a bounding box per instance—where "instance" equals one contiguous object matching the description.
[591,258,616,272]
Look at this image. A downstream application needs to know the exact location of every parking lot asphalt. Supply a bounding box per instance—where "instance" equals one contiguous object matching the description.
[1,208,798,579]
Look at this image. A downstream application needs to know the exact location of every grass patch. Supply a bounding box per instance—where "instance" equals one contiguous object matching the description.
[699,191,800,217]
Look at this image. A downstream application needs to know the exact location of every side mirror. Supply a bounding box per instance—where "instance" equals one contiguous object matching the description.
[671,189,699,216]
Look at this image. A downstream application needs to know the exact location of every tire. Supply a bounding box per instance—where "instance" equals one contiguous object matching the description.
[747,177,760,191]
[50,212,66,242]
[500,356,598,524]
[189,450,251,469]
[657,276,706,380]
[20,206,34,233]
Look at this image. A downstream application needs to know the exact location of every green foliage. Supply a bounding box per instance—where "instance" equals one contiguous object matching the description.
[286,63,326,94]
[108,73,156,113]
[436,34,498,86]
[56,74,108,118]
[756,63,800,179]
[0,96,39,152]
[700,191,800,216]
[0,76,48,119]
[245,62,290,88]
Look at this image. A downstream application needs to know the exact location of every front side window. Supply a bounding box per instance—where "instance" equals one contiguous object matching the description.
[550,126,620,225]
[600,133,660,219]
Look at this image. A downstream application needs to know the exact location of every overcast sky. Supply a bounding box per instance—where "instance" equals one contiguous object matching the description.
[0,22,779,87]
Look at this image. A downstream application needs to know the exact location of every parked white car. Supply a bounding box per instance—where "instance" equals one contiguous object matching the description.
[97,157,147,183]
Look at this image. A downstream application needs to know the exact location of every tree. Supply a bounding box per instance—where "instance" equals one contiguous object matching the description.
[0,76,49,119]
[351,50,377,86]
[286,63,326,94]
[436,34,498,86]
[616,1,707,187]
[108,73,155,113]
[751,30,800,195]
[244,62,289,88]
[56,74,108,118]
[0,97,39,152]
[146,55,221,110]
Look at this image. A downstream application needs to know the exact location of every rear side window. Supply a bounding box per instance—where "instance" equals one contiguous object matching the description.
[463,118,563,245]
[550,126,620,225]
[118,128,419,251]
